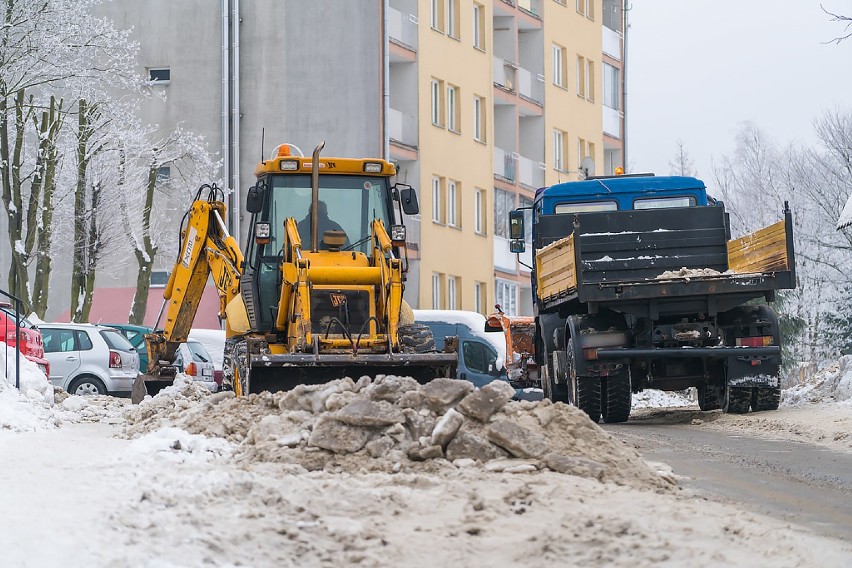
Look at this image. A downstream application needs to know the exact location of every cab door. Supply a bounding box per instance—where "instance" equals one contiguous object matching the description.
[459,339,504,388]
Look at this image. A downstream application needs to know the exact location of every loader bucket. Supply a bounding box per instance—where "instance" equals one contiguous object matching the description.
[131,367,177,404]
[246,352,458,394]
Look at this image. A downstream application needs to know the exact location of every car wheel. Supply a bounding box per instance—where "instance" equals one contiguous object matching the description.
[68,376,108,396]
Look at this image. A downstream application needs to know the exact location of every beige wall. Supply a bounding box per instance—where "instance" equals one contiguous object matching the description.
[543,0,603,185]
[416,0,495,311]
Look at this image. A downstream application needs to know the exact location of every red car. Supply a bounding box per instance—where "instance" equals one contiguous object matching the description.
[0,302,50,378]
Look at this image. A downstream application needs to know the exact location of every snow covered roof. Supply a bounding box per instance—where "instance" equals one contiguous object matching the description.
[837,192,852,230]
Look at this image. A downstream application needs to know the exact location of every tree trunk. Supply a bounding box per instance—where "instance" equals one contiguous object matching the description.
[129,164,159,324]
[31,97,62,319]
[70,99,91,322]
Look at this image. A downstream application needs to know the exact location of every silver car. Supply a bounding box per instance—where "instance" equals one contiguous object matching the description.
[175,339,218,392]
[40,323,139,396]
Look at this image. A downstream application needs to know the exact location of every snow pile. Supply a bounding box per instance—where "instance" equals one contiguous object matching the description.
[632,389,696,409]
[123,375,670,490]
[782,356,852,406]
[53,394,129,424]
[0,346,57,432]
[127,427,234,462]
[656,267,724,279]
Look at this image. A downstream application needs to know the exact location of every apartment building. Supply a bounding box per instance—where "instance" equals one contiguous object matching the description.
[76,0,624,322]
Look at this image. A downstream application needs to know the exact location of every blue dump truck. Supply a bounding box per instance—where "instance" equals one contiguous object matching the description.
[509,174,796,423]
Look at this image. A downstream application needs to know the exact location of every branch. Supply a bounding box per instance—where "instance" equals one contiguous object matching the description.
[822,4,852,44]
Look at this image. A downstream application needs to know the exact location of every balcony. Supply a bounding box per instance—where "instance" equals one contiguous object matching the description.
[603,105,622,139]
[494,147,516,182]
[493,56,516,92]
[518,66,543,105]
[388,6,418,50]
[603,26,621,61]
[389,107,418,147]
[518,155,544,188]
[517,0,542,18]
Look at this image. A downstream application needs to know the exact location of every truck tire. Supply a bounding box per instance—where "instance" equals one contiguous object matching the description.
[566,339,601,422]
[223,338,250,396]
[549,350,570,403]
[399,323,436,354]
[601,374,631,423]
[697,384,722,411]
[722,384,751,414]
[752,387,781,411]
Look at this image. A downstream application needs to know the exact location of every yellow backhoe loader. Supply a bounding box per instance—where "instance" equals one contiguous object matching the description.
[132,142,456,403]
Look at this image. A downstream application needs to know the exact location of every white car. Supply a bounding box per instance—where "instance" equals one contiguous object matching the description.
[174,340,218,392]
[40,323,139,396]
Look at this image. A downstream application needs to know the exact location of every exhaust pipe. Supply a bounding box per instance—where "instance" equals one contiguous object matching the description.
[311,141,325,253]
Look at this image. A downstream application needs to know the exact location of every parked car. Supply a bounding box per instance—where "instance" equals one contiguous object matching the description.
[103,324,152,373]
[174,340,219,392]
[413,310,510,389]
[40,323,139,396]
[0,302,50,378]
[105,324,222,392]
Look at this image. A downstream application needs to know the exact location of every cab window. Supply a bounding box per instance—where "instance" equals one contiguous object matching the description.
[554,200,618,214]
[634,196,696,209]
[462,340,497,374]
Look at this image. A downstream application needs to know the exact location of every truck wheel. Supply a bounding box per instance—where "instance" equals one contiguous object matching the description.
[722,385,751,414]
[752,387,781,411]
[697,384,722,411]
[223,339,250,396]
[548,350,570,403]
[566,339,601,422]
[399,324,436,354]
[601,374,631,423]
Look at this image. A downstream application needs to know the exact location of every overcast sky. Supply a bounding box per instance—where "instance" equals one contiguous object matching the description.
[626,1,852,186]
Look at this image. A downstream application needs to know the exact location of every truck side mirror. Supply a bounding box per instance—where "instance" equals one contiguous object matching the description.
[246,184,264,213]
[397,185,420,215]
[509,240,526,254]
[509,210,525,240]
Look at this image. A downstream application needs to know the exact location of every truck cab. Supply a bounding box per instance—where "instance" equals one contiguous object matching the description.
[413,310,509,389]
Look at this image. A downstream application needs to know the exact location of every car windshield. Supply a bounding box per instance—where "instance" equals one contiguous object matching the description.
[186,341,211,363]
[100,329,135,351]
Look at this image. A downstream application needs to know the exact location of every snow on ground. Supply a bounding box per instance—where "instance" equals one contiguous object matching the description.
[0,346,56,432]
[632,389,696,409]
[783,355,852,407]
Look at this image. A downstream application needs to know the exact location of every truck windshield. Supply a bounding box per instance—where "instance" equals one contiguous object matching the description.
[554,200,618,214]
[260,174,392,256]
[634,196,696,209]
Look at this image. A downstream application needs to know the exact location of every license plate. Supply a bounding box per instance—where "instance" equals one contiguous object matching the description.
[202,368,213,376]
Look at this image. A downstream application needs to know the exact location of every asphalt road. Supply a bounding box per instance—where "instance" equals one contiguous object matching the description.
[602,410,852,542]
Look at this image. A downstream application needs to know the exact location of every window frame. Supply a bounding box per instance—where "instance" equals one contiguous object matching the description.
[447,275,458,310]
[147,67,170,84]
[447,0,459,39]
[431,0,444,32]
[432,273,443,309]
[447,84,460,133]
[472,3,485,50]
[473,95,485,142]
[552,44,566,88]
[553,129,566,172]
[474,188,485,234]
[431,79,445,127]
[431,176,443,224]
[447,179,459,227]
[576,55,586,97]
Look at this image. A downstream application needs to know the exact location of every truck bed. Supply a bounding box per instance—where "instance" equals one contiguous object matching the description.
[534,206,795,314]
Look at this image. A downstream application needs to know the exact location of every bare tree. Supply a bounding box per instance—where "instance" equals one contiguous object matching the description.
[822,4,852,44]
[668,140,697,177]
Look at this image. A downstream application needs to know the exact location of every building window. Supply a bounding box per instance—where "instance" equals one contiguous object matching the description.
[156,166,171,183]
[494,188,513,238]
[576,55,586,97]
[432,176,443,223]
[147,67,170,84]
[588,142,596,168]
[474,188,485,234]
[472,3,484,50]
[447,0,459,38]
[552,44,566,88]
[150,270,169,288]
[447,84,460,133]
[603,62,620,110]
[447,275,458,309]
[474,281,485,314]
[431,0,444,32]
[553,129,566,172]
[432,273,443,309]
[431,78,444,127]
[447,179,459,227]
[519,196,533,244]
[586,0,595,20]
[495,279,518,316]
[576,0,585,16]
[473,95,485,142]
[586,60,595,101]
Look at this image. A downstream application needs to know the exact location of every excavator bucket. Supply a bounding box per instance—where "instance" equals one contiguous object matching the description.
[246,351,458,393]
